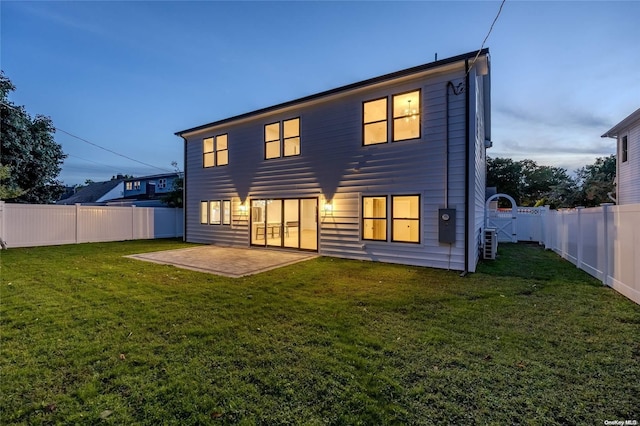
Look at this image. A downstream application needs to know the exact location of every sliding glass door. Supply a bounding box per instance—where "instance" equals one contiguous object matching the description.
[250,198,317,251]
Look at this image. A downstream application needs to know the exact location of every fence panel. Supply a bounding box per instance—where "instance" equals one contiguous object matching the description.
[0,202,183,248]
[542,204,639,305]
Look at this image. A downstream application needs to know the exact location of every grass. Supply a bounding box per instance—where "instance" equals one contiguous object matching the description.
[1,240,638,425]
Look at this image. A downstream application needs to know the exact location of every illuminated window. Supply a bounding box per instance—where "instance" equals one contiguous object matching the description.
[363,97,387,145]
[391,195,420,243]
[265,118,301,159]
[200,201,208,224]
[283,118,300,156]
[362,196,387,241]
[223,200,231,225]
[622,135,628,163]
[216,134,229,166]
[265,122,280,159]
[362,90,421,145]
[203,134,228,167]
[134,181,140,190]
[203,137,214,167]
[209,200,221,225]
[125,182,132,190]
[393,91,421,141]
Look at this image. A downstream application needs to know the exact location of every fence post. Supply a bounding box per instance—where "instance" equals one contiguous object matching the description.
[0,201,5,246]
[131,205,136,240]
[601,203,613,286]
[75,203,81,244]
[576,207,584,270]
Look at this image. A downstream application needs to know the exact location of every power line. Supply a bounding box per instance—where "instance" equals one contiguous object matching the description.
[467,0,506,77]
[1,100,172,173]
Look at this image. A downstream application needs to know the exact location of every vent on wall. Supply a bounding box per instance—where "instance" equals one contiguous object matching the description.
[483,228,497,260]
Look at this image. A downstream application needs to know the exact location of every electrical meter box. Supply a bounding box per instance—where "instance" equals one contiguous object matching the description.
[438,208,456,243]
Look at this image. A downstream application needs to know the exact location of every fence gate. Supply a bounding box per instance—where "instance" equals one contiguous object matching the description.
[485,193,518,243]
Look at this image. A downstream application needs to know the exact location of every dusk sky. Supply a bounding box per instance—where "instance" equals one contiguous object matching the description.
[2,1,639,185]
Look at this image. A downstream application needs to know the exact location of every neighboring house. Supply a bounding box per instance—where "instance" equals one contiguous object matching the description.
[56,179,124,205]
[104,172,182,206]
[122,173,180,200]
[602,107,640,205]
[175,49,491,272]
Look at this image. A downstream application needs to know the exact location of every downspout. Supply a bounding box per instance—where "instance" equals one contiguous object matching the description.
[181,136,188,242]
[462,58,470,276]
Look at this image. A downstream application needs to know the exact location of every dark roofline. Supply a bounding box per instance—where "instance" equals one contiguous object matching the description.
[123,172,181,182]
[601,107,640,138]
[175,48,489,137]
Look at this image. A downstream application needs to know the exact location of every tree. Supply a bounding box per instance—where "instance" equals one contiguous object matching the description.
[1,71,66,203]
[161,161,183,208]
[0,164,25,199]
[487,157,577,208]
[486,157,523,205]
[575,155,616,207]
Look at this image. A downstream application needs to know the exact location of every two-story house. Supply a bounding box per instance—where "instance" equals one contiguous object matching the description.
[118,173,181,205]
[175,49,491,272]
[602,107,640,205]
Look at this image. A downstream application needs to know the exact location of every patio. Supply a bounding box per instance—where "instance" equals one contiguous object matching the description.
[125,245,317,278]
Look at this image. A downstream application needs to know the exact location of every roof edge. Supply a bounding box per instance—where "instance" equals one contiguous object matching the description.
[601,107,640,138]
[175,48,489,137]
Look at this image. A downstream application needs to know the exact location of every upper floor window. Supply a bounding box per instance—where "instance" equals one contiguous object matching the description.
[203,134,229,168]
[265,118,300,159]
[363,98,388,145]
[134,181,141,190]
[158,178,167,189]
[125,182,133,190]
[362,89,421,145]
[622,135,628,163]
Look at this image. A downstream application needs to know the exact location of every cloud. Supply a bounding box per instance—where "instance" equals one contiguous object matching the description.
[495,104,611,130]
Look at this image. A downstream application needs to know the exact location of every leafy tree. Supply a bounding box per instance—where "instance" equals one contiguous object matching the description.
[575,155,616,207]
[487,157,577,208]
[486,157,524,205]
[0,164,25,199]
[1,72,66,203]
[161,161,183,208]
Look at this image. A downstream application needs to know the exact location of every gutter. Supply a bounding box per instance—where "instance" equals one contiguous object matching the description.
[463,58,470,275]
[181,136,188,242]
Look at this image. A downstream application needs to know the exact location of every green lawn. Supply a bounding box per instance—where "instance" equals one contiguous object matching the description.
[1,240,638,425]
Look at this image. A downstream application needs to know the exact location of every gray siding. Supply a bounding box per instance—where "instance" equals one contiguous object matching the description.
[618,119,640,205]
[183,59,488,271]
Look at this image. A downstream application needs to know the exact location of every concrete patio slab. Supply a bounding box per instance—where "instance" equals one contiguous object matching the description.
[125,245,317,278]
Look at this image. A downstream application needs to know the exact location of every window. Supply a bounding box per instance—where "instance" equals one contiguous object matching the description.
[203,134,228,167]
[622,135,628,163]
[216,134,229,166]
[393,91,421,141]
[200,201,208,224]
[363,97,387,145]
[125,182,133,190]
[362,195,421,243]
[158,178,167,189]
[265,123,280,159]
[134,181,141,190]
[265,118,301,159]
[209,201,221,225]
[362,90,421,145]
[222,200,231,225]
[362,196,387,241]
[391,195,420,243]
[203,137,214,167]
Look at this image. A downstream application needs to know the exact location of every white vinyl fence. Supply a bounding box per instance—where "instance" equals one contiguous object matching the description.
[500,203,639,305]
[542,204,639,305]
[0,202,183,248]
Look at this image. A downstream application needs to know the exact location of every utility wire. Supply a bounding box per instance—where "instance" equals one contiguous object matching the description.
[66,153,138,176]
[466,0,506,77]
[1,100,172,173]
